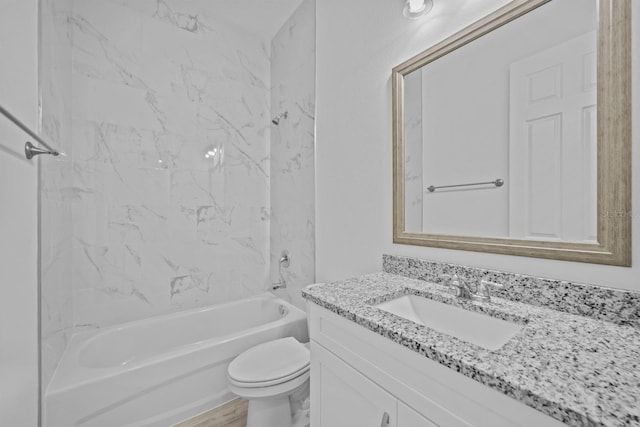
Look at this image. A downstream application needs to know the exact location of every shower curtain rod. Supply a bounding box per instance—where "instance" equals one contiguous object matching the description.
[0,103,60,159]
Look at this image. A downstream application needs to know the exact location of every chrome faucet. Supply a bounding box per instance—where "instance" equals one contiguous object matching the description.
[271,250,291,290]
[474,279,504,302]
[438,274,503,302]
[440,274,472,299]
[271,281,287,290]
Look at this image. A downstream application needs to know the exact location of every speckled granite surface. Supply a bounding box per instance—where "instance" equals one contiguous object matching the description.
[383,254,640,329]
[302,273,640,427]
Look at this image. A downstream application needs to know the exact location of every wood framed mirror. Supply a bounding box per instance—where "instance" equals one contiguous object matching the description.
[392,0,631,266]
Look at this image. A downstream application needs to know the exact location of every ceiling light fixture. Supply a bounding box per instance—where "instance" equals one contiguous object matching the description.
[403,0,433,19]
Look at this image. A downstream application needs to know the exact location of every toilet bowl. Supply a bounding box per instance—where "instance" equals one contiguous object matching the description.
[227,337,310,427]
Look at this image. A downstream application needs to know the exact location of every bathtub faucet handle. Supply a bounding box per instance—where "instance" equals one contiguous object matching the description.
[271,249,290,291]
[279,250,290,268]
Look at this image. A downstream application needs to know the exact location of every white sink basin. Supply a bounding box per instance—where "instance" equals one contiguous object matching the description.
[375,294,523,350]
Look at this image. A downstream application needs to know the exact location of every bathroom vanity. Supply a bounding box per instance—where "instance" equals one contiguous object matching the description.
[303,271,640,427]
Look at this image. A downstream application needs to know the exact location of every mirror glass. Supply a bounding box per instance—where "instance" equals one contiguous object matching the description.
[403,0,598,243]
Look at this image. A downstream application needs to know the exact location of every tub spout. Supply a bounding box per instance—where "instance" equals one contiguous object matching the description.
[271,281,287,290]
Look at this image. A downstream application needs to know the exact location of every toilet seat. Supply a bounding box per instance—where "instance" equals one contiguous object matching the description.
[229,363,309,388]
[227,337,311,427]
[228,371,310,400]
[228,337,310,388]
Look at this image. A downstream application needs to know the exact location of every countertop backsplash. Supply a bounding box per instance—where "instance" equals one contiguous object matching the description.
[383,254,640,329]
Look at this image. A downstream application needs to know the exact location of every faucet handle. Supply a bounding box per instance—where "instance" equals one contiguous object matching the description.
[439,273,462,296]
[477,280,504,299]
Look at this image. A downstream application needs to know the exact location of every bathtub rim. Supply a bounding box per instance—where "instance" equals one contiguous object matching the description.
[47,293,307,394]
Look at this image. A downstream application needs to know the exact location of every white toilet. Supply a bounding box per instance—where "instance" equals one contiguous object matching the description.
[227,337,310,427]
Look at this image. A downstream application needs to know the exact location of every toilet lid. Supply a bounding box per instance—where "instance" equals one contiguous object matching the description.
[228,337,310,385]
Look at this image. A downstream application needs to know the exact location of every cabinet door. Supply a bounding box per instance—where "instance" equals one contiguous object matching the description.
[311,341,397,427]
[398,401,439,427]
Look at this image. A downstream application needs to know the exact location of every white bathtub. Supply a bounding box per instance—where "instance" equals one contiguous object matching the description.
[44,294,308,427]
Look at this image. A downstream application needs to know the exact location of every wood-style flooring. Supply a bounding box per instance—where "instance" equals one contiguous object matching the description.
[173,398,248,427]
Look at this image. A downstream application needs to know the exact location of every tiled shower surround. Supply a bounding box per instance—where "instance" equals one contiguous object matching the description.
[40,0,73,391]
[70,0,272,328]
[270,0,316,310]
[39,0,316,390]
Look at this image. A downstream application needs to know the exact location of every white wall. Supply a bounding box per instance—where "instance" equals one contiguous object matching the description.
[316,0,640,292]
[0,0,40,425]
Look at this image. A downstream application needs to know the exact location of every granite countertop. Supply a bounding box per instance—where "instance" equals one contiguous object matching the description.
[302,272,640,427]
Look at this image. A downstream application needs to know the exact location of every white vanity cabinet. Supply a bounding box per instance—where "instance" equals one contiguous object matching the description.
[312,341,439,427]
[308,303,568,427]
[398,402,439,427]
[311,342,398,427]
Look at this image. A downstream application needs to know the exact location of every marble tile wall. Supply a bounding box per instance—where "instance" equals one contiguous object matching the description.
[70,0,271,328]
[269,0,316,310]
[39,0,74,391]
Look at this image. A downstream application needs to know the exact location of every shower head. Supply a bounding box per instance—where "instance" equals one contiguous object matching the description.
[271,111,288,125]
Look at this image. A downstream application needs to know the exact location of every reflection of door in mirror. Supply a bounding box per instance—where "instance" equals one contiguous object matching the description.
[509,32,597,243]
[402,0,597,242]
